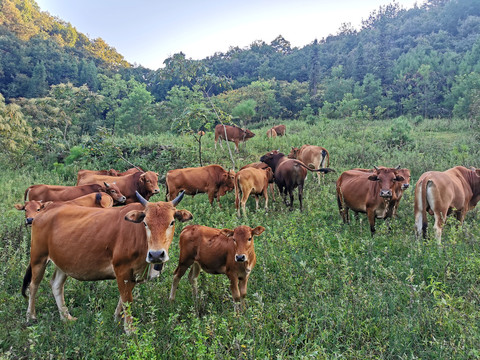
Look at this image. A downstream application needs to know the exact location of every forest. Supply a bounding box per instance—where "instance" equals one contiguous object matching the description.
[1,0,480,358]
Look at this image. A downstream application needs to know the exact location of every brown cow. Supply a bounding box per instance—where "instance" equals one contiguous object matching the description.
[288,145,330,184]
[165,165,235,207]
[414,166,480,242]
[260,151,335,211]
[77,171,160,204]
[214,124,255,152]
[235,167,273,216]
[240,162,276,202]
[272,124,286,136]
[77,167,141,183]
[169,225,264,309]
[22,191,192,333]
[336,167,405,235]
[25,182,126,204]
[15,192,114,226]
[266,128,277,138]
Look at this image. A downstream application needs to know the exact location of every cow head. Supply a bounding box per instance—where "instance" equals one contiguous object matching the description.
[220,225,265,263]
[103,182,127,204]
[242,128,255,140]
[125,191,192,265]
[138,171,161,198]
[397,168,411,190]
[287,147,299,159]
[260,150,283,172]
[264,167,274,183]
[15,200,52,226]
[368,167,405,198]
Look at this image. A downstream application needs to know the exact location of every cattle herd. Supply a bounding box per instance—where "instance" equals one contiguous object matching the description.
[15,123,480,333]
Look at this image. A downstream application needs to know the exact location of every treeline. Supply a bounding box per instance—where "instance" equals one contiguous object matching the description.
[1,0,480,165]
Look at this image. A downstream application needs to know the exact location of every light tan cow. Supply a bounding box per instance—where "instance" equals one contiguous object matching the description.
[235,167,273,216]
[288,145,330,183]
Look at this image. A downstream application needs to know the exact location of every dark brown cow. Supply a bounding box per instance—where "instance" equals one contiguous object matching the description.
[77,167,141,183]
[214,124,255,152]
[77,171,160,204]
[240,162,276,202]
[271,124,286,136]
[414,166,480,242]
[260,151,335,211]
[165,165,235,207]
[25,182,126,204]
[235,167,273,216]
[288,145,330,184]
[169,225,264,309]
[22,191,192,333]
[336,167,405,235]
[15,192,114,226]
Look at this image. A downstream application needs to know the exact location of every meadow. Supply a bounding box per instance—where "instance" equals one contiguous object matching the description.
[0,117,479,359]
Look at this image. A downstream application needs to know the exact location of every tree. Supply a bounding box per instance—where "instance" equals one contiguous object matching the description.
[26,61,48,98]
[232,99,256,123]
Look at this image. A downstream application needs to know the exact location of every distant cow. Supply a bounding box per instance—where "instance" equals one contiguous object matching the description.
[336,167,405,235]
[169,225,264,309]
[414,166,480,242]
[165,165,235,207]
[77,171,160,204]
[240,162,276,202]
[77,167,141,183]
[24,182,126,204]
[214,124,255,152]
[22,191,192,333]
[235,167,273,216]
[260,151,335,211]
[15,192,114,226]
[271,124,286,136]
[266,128,277,138]
[288,145,330,184]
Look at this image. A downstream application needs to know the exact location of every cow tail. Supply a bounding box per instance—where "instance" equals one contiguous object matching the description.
[234,175,241,210]
[165,175,170,201]
[324,149,330,167]
[24,187,31,201]
[22,264,32,298]
[414,179,429,238]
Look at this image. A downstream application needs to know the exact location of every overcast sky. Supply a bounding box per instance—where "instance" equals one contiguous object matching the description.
[35,0,421,70]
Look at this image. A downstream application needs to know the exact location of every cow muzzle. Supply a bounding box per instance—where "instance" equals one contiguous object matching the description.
[379,190,392,198]
[402,184,410,190]
[235,254,247,262]
[147,249,169,263]
[118,196,127,203]
[153,188,160,194]
[25,217,34,226]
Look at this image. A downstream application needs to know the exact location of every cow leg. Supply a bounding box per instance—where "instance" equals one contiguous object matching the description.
[288,189,294,210]
[26,259,48,321]
[367,209,376,235]
[228,274,241,311]
[269,183,275,202]
[239,276,249,310]
[188,262,201,298]
[114,275,136,333]
[208,192,215,206]
[169,261,193,301]
[433,209,447,244]
[254,195,260,211]
[50,267,76,321]
[263,189,269,212]
[298,184,304,211]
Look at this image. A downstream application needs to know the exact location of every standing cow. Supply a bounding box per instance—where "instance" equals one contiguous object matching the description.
[288,145,330,184]
[414,166,480,242]
[169,224,264,309]
[260,151,335,211]
[336,167,405,235]
[22,191,192,333]
[271,124,286,136]
[214,124,255,152]
[165,165,235,207]
[235,166,273,216]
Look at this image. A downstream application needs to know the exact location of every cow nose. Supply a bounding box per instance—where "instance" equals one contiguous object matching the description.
[25,218,33,225]
[153,188,160,194]
[147,249,169,263]
[119,196,126,203]
[402,184,410,189]
[380,190,392,198]
[235,254,246,262]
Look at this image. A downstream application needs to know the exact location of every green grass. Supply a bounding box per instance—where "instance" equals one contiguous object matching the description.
[0,117,479,359]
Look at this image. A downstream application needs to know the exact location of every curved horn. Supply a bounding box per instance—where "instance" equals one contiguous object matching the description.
[373,165,379,170]
[395,165,401,170]
[135,191,148,206]
[172,190,185,206]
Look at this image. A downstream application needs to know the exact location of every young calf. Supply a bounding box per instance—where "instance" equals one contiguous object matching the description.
[235,167,273,216]
[169,225,265,309]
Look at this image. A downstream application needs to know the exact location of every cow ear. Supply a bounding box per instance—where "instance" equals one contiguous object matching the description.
[41,201,53,209]
[367,175,379,181]
[252,226,265,236]
[124,210,146,223]
[14,203,25,210]
[175,210,193,222]
[220,228,234,237]
[395,175,405,182]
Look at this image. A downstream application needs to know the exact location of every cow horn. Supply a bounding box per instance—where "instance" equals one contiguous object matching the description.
[395,165,401,170]
[135,191,148,206]
[373,165,379,170]
[172,190,185,206]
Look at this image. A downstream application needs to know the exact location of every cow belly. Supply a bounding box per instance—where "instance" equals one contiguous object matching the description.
[50,257,116,281]
[199,261,226,275]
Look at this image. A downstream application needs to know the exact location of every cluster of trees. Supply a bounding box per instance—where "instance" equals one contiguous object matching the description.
[1,0,480,162]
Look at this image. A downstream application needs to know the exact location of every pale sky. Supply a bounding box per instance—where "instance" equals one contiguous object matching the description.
[35,0,421,70]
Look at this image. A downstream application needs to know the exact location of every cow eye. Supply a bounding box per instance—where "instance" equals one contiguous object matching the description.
[170,220,175,226]
[248,237,252,241]
[36,209,41,212]
[111,190,116,193]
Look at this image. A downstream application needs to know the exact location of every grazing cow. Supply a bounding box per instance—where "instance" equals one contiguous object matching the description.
[272,124,286,136]
[260,151,335,211]
[15,192,114,226]
[336,167,405,235]
[214,124,255,152]
[235,167,273,216]
[266,128,277,138]
[169,225,264,309]
[77,167,141,183]
[414,166,480,242]
[24,183,126,204]
[288,145,330,184]
[240,162,276,202]
[165,165,235,207]
[22,191,192,333]
[77,171,160,204]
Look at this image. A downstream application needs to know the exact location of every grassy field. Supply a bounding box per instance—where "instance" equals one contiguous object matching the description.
[0,117,479,359]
